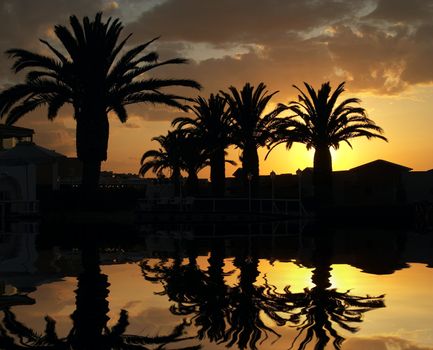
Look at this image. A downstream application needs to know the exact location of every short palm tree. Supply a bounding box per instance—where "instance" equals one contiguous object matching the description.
[139,130,184,194]
[177,133,209,196]
[269,82,387,205]
[220,83,284,195]
[0,13,200,190]
[140,130,209,196]
[172,94,233,196]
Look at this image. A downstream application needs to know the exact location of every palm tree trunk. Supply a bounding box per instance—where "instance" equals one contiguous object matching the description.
[172,167,181,196]
[76,108,109,191]
[241,143,259,196]
[186,171,199,196]
[82,160,101,192]
[313,146,333,208]
[210,149,226,197]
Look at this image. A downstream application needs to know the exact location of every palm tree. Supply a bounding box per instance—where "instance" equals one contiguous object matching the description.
[172,94,233,196]
[177,133,209,196]
[139,130,184,194]
[268,82,387,206]
[139,130,209,196]
[0,13,200,190]
[220,83,284,195]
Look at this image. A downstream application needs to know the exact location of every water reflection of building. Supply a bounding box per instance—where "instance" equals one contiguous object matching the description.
[137,223,433,273]
[0,222,39,308]
[0,222,67,309]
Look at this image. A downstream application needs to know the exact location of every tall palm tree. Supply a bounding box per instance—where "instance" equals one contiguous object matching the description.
[220,83,284,195]
[0,13,200,190]
[268,82,387,206]
[172,94,233,196]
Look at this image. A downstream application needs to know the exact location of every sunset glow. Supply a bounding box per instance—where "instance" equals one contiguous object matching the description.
[0,0,431,175]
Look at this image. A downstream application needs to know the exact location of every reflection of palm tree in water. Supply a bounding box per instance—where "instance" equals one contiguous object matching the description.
[142,240,291,350]
[279,231,385,350]
[142,242,231,343]
[142,232,385,350]
[0,241,200,350]
[223,252,285,350]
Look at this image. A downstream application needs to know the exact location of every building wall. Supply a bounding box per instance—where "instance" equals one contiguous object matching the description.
[404,171,433,203]
[0,164,36,201]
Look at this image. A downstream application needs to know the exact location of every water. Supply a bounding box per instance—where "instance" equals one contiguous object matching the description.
[1,221,433,349]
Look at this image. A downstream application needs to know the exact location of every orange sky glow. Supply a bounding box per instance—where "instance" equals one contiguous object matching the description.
[1,0,433,177]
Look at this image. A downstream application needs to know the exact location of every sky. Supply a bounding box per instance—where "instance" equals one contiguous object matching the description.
[1,0,433,177]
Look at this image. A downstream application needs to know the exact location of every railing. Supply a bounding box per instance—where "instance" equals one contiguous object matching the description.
[137,197,307,217]
[0,200,39,216]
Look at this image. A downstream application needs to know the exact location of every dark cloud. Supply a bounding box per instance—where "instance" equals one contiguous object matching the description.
[365,0,433,22]
[0,1,111,82]
[127,0,362,44]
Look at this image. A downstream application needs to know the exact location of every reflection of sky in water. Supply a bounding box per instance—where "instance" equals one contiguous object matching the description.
[9,259,433,350]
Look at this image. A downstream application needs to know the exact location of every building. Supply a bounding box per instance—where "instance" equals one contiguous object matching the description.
[0,124,34,150]
[0,141,66,190]
[334,159,412,206]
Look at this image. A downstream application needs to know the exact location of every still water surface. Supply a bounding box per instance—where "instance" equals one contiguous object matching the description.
[1,221,433,349]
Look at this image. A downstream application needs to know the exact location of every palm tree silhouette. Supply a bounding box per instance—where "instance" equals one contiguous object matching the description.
[139,129,209,196]
[220,83,284,195]
[0,13,200,190]
[177,133,209,196]
[268,82,387,206]
[0,242,200,350]
[140,130,184,195]
[173,94,234,196]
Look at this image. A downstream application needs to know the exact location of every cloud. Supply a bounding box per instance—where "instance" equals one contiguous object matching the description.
[14,112,77,157]
[121,0,433,96]
[1,0,433,173]
[124,122,141,129]
[126,0,361,44]
[345,335,433,350]
[365,0,433,23]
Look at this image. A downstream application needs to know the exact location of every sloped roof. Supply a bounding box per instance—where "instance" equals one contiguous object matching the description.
[350,159,412,173]
[0,124,34,139]
[0,142,66,163]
